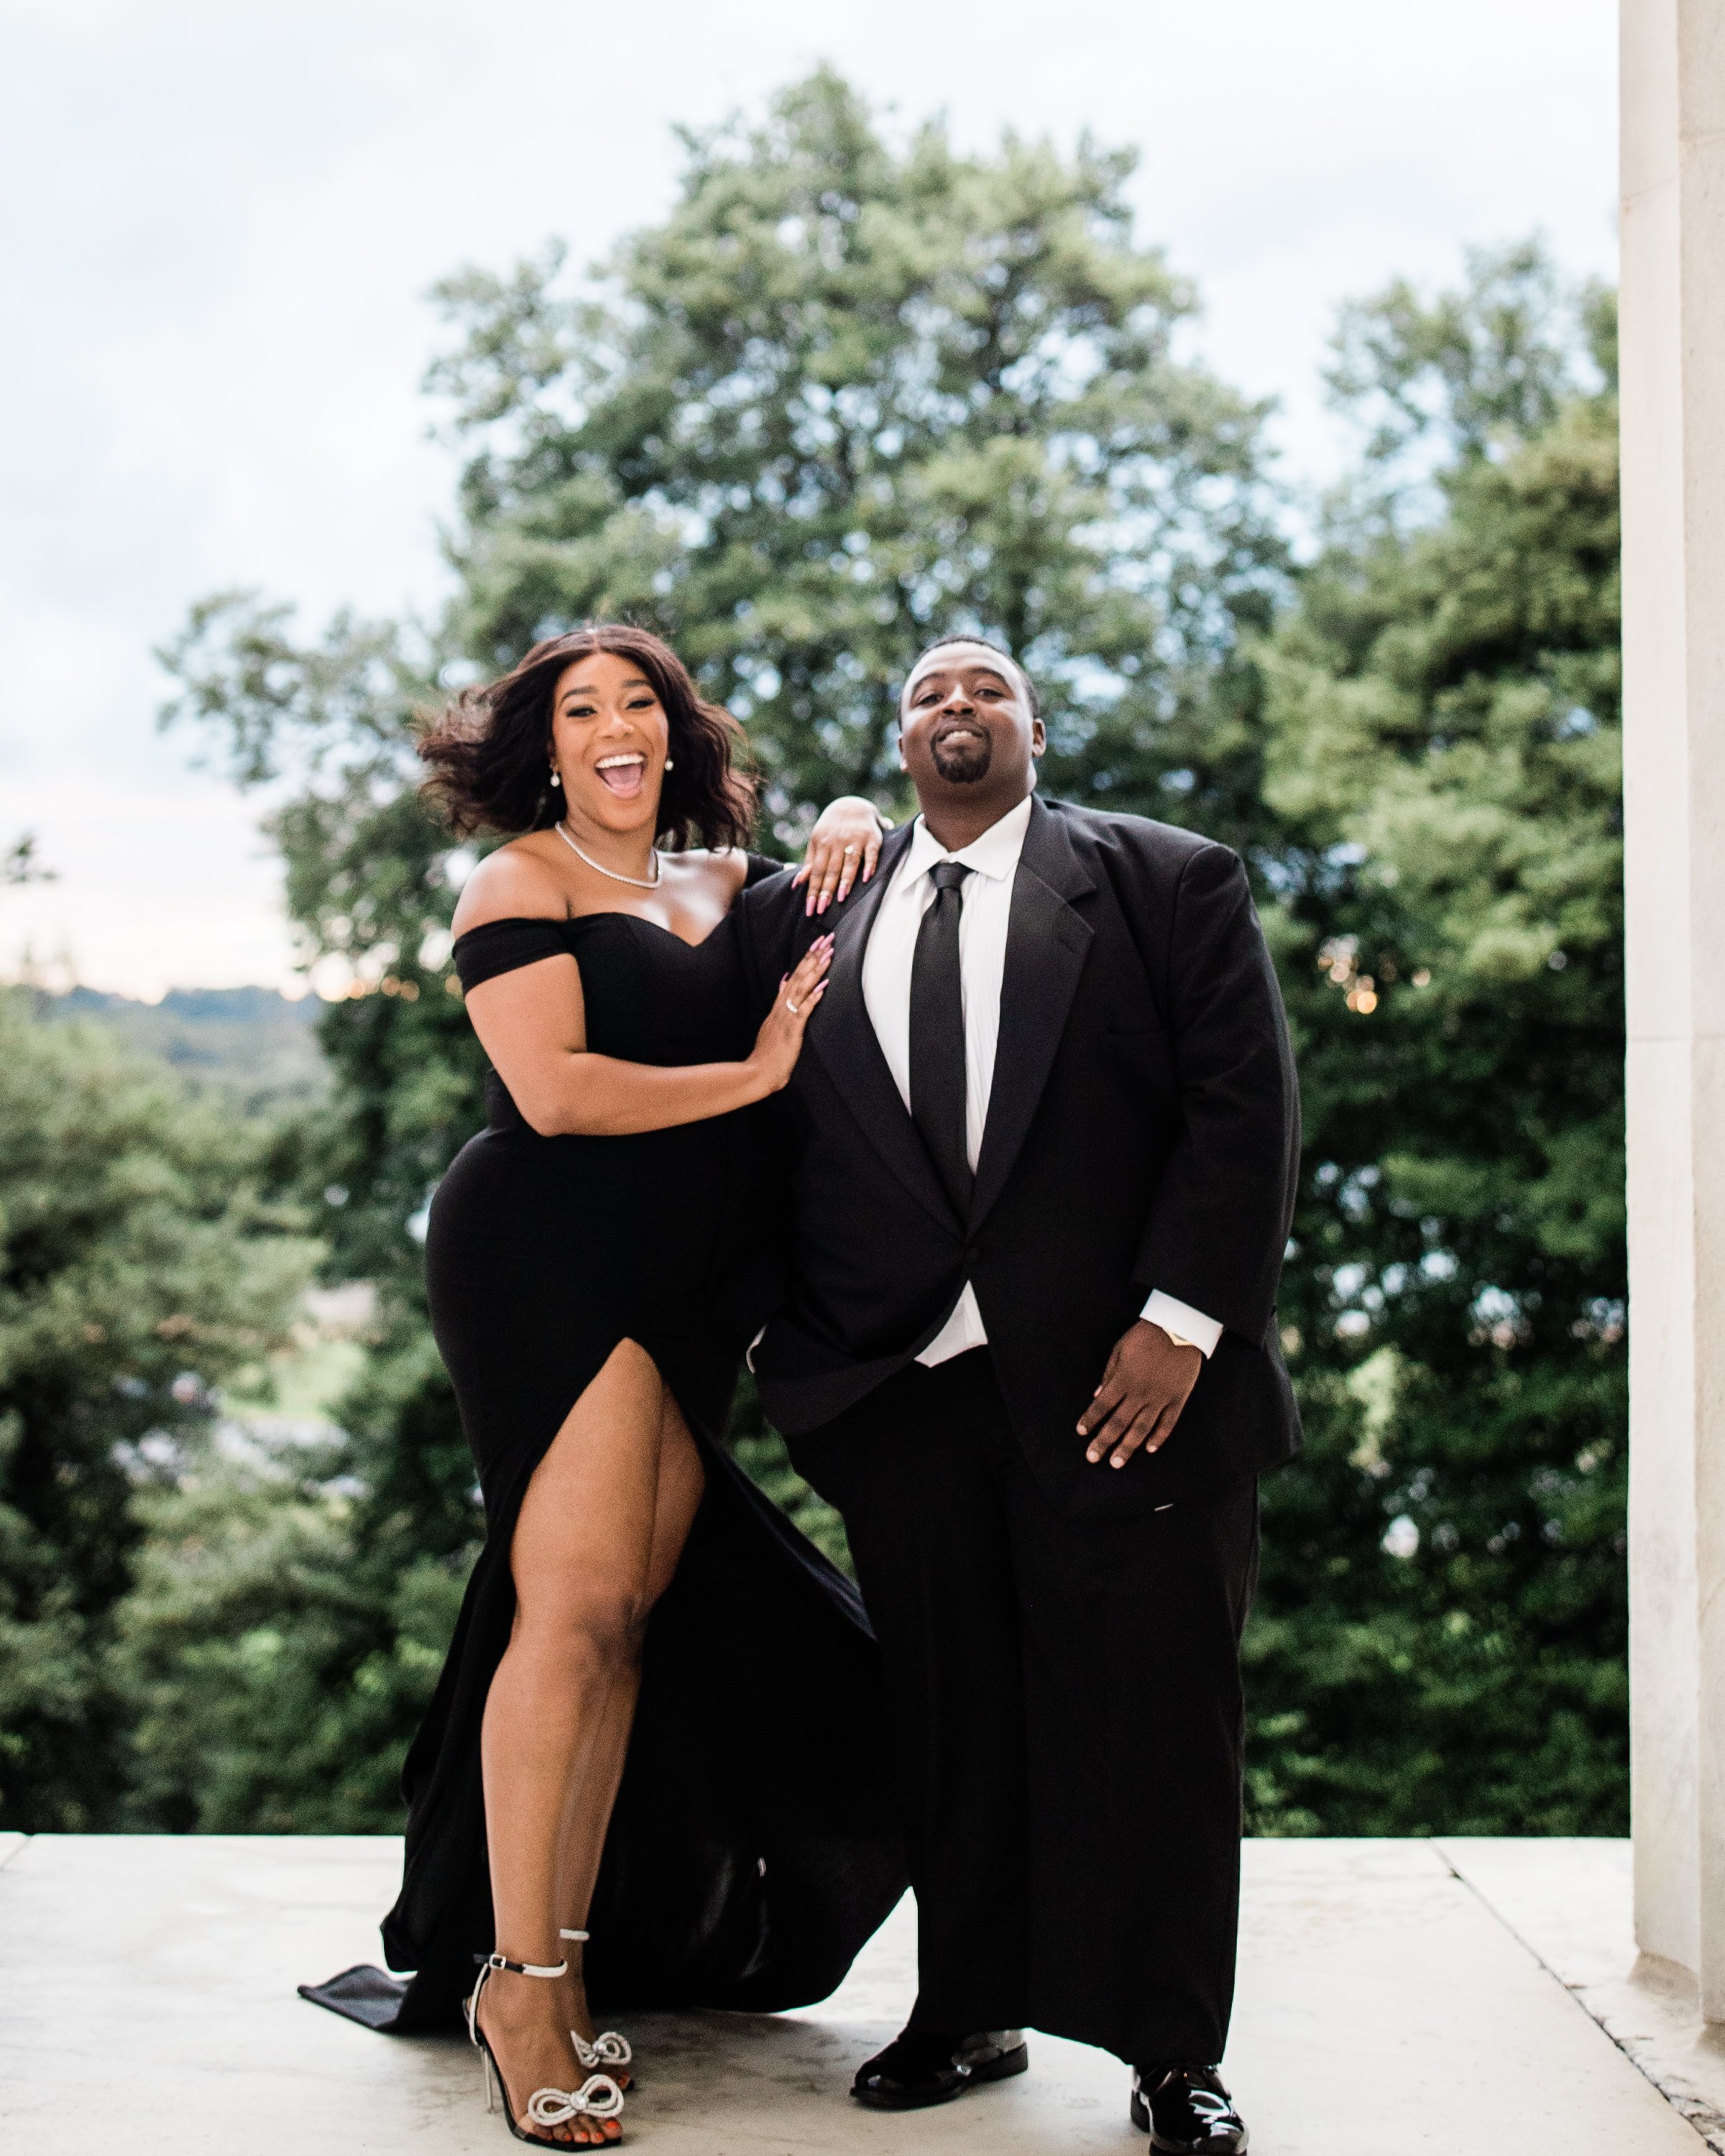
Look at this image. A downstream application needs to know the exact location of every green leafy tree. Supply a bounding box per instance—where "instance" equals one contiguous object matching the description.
[424,65,1286,842]
[157,69,1287,1823]
[113,1441,465,1833]
[0,994,315,1827]
[157,68,1626,1839]
[1243,247,1626,1833]
[159,589,488,1594]
[1324,239,1617,497]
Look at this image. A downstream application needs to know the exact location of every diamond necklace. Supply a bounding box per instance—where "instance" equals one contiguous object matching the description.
[554,819,661,889]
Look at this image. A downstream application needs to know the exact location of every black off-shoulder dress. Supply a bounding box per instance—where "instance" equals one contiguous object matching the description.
[302,867,905,2035]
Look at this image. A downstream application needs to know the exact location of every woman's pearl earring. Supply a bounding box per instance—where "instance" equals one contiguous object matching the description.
[549,769,561,789]
[664,757,675,771]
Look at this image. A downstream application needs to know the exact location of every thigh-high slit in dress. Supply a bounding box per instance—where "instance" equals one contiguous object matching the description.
[301,865,906,2035]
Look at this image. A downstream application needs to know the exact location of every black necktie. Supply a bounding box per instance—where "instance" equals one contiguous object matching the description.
[909,860,973,1217]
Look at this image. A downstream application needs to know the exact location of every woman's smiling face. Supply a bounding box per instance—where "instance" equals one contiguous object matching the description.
[548,650,672,835]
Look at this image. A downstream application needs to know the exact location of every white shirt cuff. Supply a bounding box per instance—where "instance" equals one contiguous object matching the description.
[1141,1290,1223,1358]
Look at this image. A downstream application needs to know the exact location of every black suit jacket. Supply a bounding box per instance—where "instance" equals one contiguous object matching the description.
[736,795,1302,1519]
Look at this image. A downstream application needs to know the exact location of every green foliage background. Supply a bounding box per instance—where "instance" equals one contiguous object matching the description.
[0,73,1626,1837]
[0,998,318,1824]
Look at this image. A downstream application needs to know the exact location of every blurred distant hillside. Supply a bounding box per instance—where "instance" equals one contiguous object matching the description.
[26,985,328,1115]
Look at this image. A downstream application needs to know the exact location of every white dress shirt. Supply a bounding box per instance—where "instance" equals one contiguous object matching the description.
[860,796,1223,1366]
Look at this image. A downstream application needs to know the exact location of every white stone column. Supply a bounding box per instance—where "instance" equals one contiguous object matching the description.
[1623,0,1725,2015]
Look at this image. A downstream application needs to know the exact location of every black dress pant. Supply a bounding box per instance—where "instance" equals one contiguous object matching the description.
[789,1348,1259,2068]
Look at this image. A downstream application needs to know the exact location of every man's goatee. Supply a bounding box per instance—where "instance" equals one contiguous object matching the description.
[931,736,993,783]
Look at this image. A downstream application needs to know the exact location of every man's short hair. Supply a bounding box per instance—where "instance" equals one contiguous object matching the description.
[902,635,1040,719]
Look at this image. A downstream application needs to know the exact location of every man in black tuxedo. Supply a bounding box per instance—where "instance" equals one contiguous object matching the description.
[737,638,1300,2153]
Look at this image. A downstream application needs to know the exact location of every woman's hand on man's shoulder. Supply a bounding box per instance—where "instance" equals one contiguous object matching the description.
[796,797,889,916]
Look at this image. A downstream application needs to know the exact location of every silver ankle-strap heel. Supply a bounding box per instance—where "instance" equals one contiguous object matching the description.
[558,1930,636,2080]
[466,1948,625,2146]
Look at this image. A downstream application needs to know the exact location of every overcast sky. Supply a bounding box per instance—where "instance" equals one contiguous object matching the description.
[1,0,1618,999]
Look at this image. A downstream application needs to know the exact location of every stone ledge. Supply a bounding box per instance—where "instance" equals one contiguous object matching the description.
[1438,1837,1725,2152]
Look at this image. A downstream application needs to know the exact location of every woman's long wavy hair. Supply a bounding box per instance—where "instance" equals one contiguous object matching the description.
[417,625,757,851]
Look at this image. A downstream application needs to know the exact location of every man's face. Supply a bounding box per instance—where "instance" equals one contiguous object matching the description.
[898,645,1044,801]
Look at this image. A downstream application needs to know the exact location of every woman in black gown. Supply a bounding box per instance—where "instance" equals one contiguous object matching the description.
[302,626,905,2147]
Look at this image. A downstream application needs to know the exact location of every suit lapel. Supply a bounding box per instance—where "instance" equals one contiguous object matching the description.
[806,824,960,1233]
[969,797,1096,1234]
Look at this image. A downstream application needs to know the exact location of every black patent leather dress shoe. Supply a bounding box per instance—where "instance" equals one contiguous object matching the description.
[851,2027,1029,2109]
[1130,2064,1248,2152]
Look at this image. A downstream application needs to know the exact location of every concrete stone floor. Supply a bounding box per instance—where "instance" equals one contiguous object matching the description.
[0,1830,1712,2154]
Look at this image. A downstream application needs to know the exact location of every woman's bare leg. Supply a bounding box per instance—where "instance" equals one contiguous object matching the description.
[475,1340,675,2146]
[553,1389,705,2048]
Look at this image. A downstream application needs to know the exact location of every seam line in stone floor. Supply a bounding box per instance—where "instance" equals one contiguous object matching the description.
[1428,1838,1724,2154]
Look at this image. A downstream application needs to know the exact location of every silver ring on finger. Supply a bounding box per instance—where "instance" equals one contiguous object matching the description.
[786,998,799,1014]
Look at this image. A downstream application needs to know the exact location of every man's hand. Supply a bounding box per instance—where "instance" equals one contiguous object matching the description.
[1079,1320,1203,1469]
